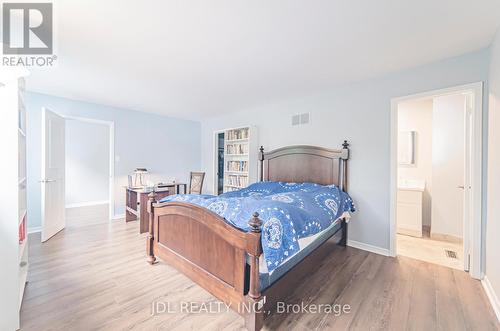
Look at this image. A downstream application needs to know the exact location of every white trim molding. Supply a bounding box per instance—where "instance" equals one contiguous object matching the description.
[482,276,500,322]
[65,200,109,209]
[390,82,483,279]
[28,226,42,234]
[112,213,125,220]
[347,240,390,257]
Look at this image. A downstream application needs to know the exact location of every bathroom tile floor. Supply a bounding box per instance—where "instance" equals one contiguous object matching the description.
[397,231,463,270]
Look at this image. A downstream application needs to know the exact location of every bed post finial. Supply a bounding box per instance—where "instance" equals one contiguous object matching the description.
[248,212,262,233]
[258,146,264,182]
[146,191,157,265]
[340,140,350,161]
[340,141,349,246]
[339,140,349,192]
[247,211,263,325]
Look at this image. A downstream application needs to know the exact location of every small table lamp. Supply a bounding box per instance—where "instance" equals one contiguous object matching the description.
[133,168,148,187]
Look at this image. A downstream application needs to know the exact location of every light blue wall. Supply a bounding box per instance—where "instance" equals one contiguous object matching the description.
[65,119,109,206]
[26,92,201,229]
[486,28,500,309]
[26,48,491,255]
[200,48,491,251]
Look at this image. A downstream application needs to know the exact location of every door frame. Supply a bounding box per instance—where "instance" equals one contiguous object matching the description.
[212,129,225,195]
[389,82,483,279]
[52,112,115,221]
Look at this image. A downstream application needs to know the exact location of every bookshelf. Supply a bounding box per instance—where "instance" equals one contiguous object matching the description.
[220,126,258,193]
[0,68,29,330]
[18,77,28,310]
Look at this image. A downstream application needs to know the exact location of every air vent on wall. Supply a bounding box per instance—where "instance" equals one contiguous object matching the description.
[291,112,310,126]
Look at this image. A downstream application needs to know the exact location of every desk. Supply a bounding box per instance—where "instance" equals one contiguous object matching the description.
[125,183,187,233]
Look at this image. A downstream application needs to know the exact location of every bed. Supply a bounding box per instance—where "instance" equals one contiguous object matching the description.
[146,142,352,331]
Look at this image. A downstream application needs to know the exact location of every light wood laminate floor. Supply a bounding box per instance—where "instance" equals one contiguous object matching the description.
[397,233,463,270]
[21,206,499,330]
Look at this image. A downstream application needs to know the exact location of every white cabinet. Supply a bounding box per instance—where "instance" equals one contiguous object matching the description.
[397,180,425,237]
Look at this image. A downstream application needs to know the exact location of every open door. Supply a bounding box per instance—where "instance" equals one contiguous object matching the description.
[431,94,466,239]
[41,108,66,242]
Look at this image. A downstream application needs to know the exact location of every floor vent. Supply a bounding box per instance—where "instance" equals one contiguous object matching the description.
[445,250,457,259]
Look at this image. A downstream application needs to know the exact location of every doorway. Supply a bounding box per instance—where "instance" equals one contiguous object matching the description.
[213,130,225,195]
[65,117,112,227]
[41,109,115,242]
[389,83,483,278]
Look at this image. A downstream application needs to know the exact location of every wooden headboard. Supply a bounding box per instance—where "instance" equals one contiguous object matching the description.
[258,141,350,191]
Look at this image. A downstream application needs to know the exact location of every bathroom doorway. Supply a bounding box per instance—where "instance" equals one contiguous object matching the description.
[390,83,483,278]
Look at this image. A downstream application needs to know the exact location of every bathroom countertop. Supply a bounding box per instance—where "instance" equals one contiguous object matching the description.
[398,179,425,192]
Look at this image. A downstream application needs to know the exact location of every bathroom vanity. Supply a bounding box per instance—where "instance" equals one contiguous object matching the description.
[397,179,425,237]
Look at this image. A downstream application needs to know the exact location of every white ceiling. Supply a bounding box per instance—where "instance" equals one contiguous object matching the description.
[26,0,500,120]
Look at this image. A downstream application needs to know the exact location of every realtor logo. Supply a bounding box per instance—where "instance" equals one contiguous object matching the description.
[2,2,53,55]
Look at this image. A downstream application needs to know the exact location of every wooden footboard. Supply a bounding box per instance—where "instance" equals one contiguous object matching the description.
[146,193,265,329]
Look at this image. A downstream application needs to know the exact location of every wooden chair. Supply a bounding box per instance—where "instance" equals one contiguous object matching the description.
[189,172,205,194]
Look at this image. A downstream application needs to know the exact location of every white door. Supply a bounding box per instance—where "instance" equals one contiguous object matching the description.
[41,108,66,242]
[431,94,466,242]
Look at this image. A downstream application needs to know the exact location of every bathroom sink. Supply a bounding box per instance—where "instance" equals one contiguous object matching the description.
[398,179,425,192]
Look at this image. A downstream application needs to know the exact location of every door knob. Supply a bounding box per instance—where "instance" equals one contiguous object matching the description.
[39,179,56,183]
[457,185,465,189]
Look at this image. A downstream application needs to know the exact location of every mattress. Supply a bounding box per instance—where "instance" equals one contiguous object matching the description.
[258,216,344,291]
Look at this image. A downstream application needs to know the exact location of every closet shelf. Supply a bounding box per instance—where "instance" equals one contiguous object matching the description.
[225,171,249,175]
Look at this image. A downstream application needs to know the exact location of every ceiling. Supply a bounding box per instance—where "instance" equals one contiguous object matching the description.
[25,0,500,120]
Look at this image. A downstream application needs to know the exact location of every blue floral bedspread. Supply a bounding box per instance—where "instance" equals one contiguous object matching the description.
[159,182,355,272]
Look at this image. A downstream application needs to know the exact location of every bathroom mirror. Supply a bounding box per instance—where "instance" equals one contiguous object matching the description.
[398,131,416,165]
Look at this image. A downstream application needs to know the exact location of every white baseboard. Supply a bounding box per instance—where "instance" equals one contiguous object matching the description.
[347,240,390,256]
[66,200,109,209]
[28,226,42,234]
[482,276,500,322]
[112,213,125,220]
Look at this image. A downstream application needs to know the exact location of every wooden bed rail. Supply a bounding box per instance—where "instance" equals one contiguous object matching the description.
[146,191,265,327]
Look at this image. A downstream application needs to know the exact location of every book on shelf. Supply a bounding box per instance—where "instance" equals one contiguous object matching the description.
[226,128,249,140]
[19,215,26,244]
[226,143,249,155]
[226,160,248,172]
[226,174,249,187]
